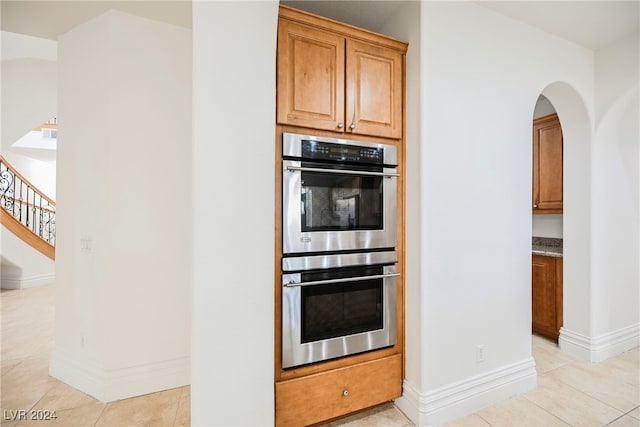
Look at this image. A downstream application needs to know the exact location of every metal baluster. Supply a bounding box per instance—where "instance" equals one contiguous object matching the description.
[32,188,37,234]
[39,194,44,239]
[29,186,33,231]
[27,186,32,231]
[18,176,22,222]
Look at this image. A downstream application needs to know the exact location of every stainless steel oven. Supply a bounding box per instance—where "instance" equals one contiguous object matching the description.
[282,133,398,255]
[281,251,398,369]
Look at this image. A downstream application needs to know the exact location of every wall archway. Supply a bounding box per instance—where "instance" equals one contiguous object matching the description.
[537,82,594,358]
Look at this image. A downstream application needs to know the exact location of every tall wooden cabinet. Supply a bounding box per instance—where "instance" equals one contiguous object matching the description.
[275,6,407,426]
[533,113,563,214]
[277,10,404,138]
[532,255,563,340]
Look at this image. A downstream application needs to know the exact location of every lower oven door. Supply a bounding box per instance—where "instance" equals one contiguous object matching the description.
[282,264,398,369]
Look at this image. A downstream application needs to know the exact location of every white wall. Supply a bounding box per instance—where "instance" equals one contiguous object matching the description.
[1,57,57,153]
[1,31,57,62]
[1,34,57,287]
[51,10,192,402]
[1,228,54,289]
[382,2,595,424]
[594,33,640,125]
[191,2,277,425]
[589,32,639,360]
[532,214,563,238]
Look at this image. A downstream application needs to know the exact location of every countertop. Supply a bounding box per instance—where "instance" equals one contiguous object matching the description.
[532,237,563,257]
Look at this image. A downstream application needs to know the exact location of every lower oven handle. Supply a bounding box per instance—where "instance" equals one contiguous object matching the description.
[286,165,399,178]
[284,272,400,288]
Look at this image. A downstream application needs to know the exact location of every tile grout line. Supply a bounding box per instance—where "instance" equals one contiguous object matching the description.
[476,412,495,427]
[603,413,631,427]
[529,339,624,427]
[624,405,640,421]
[519,394,574,426]
[171,386,184,427]
[91,400,108,427]
[544,364,637,416]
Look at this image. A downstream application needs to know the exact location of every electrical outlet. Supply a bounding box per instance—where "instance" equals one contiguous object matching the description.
[476,344,485,363]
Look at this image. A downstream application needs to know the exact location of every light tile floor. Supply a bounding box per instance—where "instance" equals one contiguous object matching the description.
[1,285,189,427]
[2,285,639,426]
[325,336,640,427]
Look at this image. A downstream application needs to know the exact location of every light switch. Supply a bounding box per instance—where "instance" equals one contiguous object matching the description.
[80,237,92,252]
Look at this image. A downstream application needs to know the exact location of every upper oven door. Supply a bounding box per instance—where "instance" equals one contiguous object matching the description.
[283,160,397,254]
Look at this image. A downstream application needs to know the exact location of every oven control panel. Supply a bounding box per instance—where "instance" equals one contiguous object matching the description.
[301,140,384,165]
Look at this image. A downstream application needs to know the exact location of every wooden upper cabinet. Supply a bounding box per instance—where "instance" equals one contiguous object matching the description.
[277,8,406,139]
[277,20,345,132]
[533,113,563,214]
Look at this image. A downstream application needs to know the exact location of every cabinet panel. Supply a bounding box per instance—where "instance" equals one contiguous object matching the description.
[277,19,345,131]
[533,114,563,213]
[275,354,402,427]
[346,40,403,138]
[532,255,562,340]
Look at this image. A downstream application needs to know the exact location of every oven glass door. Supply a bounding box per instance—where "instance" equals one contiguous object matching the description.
[301,167,382,232]
[282,265,397,369]
[283,160,397,254]
[302,266,383,343]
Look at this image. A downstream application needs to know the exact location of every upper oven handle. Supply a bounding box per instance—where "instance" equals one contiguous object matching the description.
[285,165,399,178]
[284,272,400,288]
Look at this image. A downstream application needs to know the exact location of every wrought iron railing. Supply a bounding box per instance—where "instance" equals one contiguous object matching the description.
[0,155,56,248]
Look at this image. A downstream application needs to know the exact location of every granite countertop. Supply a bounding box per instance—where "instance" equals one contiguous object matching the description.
[532,237,563,257]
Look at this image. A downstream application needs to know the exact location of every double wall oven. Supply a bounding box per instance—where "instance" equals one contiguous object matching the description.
[281,132,399,369]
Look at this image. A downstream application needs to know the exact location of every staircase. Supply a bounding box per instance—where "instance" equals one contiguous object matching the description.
[0,155,55,260]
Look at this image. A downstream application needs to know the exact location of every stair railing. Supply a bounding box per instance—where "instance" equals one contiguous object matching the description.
[0,155,55,258]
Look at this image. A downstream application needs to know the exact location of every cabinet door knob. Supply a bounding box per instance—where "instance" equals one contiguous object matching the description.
[337,122,344,129]
[343,389,349,397]
[349,123,356,130]
[533,204,538,208]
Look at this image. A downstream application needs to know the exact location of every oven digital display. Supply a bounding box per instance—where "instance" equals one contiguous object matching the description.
[330,146,358,155]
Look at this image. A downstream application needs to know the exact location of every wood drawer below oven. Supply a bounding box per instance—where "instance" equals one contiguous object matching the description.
[275,354,402,427]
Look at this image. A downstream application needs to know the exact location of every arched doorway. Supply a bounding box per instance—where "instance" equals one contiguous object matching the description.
[536,82,593,359]
[531,94,564,343]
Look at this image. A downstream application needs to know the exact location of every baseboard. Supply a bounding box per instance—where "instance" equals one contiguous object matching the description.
[50,347,190,402]
[0,273,55,289]
[395,357,537,426]
[559,324,640,362]
[1,277,21,289]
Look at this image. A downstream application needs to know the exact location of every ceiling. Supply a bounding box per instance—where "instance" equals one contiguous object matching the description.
[281,1,406,33]
[1,1,192,40]
[476,1,639,50]
[283,1,639,50]
[1,1,638,51]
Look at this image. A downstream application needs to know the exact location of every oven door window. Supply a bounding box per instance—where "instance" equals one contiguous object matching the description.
[301,169,383,232]
[301,268,383,343]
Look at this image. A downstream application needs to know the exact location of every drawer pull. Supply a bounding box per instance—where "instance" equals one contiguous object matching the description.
[343,389,349,397]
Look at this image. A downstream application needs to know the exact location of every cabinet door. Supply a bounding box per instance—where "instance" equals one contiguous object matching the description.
[277,19,345,132]
[533,114,563,213]
[346,39,403,139]
[532,255,559,340]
